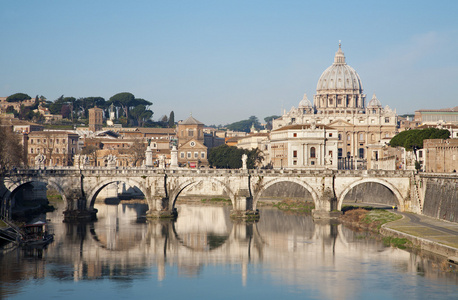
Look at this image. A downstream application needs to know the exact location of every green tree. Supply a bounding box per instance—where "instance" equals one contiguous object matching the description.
[169,111,175,128]
[6,93,31,102]
[106,93,152,126]
[130,105,153,127]
[264,115,280,130]
[390,128,450,151]
[208,145,264,169]
[226,116,261,133]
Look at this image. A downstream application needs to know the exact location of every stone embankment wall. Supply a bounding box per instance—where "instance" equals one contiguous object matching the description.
[343,182,397,206]
[422,176,458,223]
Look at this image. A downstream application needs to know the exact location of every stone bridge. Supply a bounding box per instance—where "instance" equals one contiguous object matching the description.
[0,167,416,221]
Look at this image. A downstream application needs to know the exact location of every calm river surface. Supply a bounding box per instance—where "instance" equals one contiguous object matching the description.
[1,201,458,300]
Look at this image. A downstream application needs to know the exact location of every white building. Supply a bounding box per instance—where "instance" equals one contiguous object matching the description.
[269,124,338,169]
[272,44,398,163]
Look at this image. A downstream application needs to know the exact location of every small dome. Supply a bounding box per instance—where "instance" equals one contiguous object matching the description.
[316,43,363,93]
[367,93,382,107]
[298,93,312,107]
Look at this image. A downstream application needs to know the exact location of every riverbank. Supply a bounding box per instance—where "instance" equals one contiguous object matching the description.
[339,207,458,260]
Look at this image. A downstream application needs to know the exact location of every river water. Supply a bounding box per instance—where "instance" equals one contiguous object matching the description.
[1,201,458,300]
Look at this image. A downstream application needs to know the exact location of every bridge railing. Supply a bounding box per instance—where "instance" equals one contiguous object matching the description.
[3,166,416,177]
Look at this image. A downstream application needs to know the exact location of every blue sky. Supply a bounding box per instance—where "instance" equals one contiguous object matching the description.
[1,0,457,125]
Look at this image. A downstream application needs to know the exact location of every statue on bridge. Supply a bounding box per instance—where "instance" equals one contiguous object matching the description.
[35,153,46,168]
[106,154,117,168]
[242,154,247,170]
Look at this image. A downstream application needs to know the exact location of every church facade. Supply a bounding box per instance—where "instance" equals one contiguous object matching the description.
[271,44,398,166]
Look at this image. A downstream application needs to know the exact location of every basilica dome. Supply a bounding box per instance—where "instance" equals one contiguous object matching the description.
[316,44,363,94]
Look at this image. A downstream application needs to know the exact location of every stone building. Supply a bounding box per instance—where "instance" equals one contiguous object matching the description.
[269,124,338,169]
[177,115,208,167]
[27,131,79,167]
[423,139,458,173]
[89,107,104,132]
[415,106,458,125]
[272,44,398,165]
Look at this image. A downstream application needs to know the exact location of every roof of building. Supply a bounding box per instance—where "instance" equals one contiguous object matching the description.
[316,43,363,93]
[416,106,458,113]
[298,93,312,108]
[180,114,204,125]
[272,124,335,131]
[367,93,382,107]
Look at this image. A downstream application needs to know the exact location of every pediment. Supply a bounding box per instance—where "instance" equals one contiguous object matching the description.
[327,119,354,127]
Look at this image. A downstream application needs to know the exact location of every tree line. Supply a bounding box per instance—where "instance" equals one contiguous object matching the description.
[4,92,177,128]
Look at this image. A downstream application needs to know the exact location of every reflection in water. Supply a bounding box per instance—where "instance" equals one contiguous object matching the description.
[1,202,458,299]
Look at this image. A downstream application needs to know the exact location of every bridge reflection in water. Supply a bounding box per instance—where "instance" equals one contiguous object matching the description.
[1,202,458,299]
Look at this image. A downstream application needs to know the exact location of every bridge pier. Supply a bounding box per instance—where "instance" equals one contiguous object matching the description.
[146,197,177,219]
[230,189,260,221]
[312,180,342,219]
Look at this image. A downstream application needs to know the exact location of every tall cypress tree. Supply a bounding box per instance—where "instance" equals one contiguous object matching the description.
[168,111,175,128]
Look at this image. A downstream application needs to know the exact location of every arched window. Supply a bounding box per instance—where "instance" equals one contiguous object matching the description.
[310,147,316,158]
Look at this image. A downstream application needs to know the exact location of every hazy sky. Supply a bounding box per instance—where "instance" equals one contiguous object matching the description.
[1,0,457,125]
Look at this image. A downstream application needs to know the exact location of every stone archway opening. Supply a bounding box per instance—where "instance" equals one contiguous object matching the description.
[341,182,398,209]
[255,181,315,212]
[8,181,64,222]
[90,180,148,221]
[170,179,234,252]
[172,180,231,208]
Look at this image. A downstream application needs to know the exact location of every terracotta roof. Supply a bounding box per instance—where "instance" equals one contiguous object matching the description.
[180,115,204,125]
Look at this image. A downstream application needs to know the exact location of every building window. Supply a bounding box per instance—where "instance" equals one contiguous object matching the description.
[194,152,198,158]
[338,134,342,140]
[359,133,364,141]
[293,160,297,165]
[187,152,191,159]
[201,152,205,158]
[31,139,34,144]
[338,148,342,158]
[293,150,297,158]
[310,147,316,158]
[293,133,297,137]
[347,151,351,158]
[359,148,364,159]
[311,161,315,165]
[30,148,33,154]
[188,130,194,136]
[347,135,351,141]
[385,117,390,123]
[329,133,333,137]
[180,152,185,158]
[56,139,59,144]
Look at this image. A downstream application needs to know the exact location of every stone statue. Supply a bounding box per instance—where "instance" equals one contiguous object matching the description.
[242,154,247,170]
[158,155,166,169]
[35,153,46,167]
[325,154,332,165]
[107,154,117,167]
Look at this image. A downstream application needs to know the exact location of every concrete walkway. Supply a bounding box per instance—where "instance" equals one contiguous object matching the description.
[382,211,458,258]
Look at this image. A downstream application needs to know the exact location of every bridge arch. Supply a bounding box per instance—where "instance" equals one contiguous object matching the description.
[169,177,236,209]
[252,177,318,210]
[86,177,148,209]
[6,178,68,207]
[337,178,404,211]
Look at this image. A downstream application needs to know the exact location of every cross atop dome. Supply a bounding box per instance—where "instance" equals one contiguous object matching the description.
[334,41,345,64]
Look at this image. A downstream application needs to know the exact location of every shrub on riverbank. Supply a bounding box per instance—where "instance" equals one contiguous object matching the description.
[340,207,401,232]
